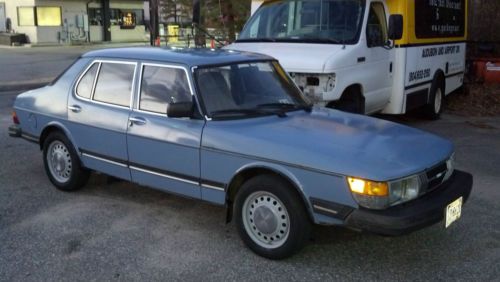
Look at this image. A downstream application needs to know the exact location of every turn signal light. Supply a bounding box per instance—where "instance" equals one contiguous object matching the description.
[12,111,19,124]
[347,177,388,196]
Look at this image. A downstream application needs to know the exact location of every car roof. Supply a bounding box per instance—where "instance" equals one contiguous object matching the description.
[81,47,275,67]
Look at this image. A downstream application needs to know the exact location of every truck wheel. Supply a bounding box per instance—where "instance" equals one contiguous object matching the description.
[234,174,311,259]
[423,78,444,120]
[332,88,365,114]
[43,132,89,191]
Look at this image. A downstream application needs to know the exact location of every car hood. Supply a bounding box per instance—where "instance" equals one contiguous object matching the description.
[202,108,454,181]
[226,42,345,73]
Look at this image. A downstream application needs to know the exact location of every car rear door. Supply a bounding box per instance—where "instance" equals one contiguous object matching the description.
[67,59,136,180]
[126,62,204,199]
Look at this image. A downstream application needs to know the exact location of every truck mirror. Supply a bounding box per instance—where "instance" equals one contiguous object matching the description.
[388,14,403,40]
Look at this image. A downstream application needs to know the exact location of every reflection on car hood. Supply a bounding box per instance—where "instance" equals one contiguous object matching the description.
[202,108,454,181]
[226,43,345,73]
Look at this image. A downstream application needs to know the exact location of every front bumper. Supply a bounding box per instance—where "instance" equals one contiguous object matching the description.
[345,170,473,236]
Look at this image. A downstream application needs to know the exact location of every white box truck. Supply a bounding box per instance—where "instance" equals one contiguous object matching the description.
[227,0,467,118]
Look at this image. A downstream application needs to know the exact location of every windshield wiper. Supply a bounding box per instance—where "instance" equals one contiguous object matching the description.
[257,103,312,113]
[234,38,277,43]
[290,38,342,44]
[210,108,271,120]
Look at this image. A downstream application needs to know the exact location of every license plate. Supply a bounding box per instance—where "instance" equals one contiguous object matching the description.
[445,197,463,228]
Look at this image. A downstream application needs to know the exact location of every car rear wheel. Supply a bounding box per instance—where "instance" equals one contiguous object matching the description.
[43,132,89,191]
[234,174,311,259]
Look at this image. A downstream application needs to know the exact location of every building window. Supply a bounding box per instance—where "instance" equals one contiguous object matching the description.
[17,7,35,26]
[36,7,62,26]
[120,11,136,29]
[89,8,103,26]
[109,9,144,27]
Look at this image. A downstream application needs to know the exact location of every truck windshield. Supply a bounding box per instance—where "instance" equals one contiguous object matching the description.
[194,61,311,119]
[237,0,365,44]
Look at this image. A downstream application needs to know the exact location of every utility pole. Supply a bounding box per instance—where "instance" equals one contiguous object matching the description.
[149,0,159,45]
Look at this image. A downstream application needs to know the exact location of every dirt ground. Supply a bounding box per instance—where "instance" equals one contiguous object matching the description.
[446,83,500,117]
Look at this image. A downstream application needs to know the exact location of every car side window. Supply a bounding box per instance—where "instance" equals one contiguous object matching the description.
[366,2,388,47]
[93,62,135,107]
[76,63,98,99]
[139,65,191,114]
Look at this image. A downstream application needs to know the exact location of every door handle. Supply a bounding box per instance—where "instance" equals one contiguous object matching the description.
[129,116,147,126]
[68,105,81,113]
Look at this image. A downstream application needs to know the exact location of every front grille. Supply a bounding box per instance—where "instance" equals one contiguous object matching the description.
[426,162,448,191]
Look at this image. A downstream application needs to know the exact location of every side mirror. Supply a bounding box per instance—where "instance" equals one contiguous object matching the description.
[388,14,403,40]
[166,101,193,118]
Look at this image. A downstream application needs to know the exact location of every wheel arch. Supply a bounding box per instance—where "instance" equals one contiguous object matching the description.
[225,163,314,223]
[433,69,446,93]
[39,122,79,154]
[327,83,365,108]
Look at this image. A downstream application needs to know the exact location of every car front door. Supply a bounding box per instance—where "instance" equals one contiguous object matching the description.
[68,59,136,180]
[126,63,204,199]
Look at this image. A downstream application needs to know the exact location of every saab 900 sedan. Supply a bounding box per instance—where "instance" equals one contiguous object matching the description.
[9,47,472,259]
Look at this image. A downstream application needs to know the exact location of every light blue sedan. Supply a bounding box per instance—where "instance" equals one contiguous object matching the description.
[9,47,472,259]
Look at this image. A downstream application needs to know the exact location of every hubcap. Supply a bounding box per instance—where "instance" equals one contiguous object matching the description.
[47,141,72,183]
[242,191,290,249]
[434,88,442,114]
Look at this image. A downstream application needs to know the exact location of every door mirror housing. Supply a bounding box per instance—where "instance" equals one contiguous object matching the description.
[388,14,403,40]
[166,101,194,118]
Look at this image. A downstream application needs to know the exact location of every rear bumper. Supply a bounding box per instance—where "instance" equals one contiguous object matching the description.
[345,170,473,236]
[8,124,22,137]
[8,124,39,144]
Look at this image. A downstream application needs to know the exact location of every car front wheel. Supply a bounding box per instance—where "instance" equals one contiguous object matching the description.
[43,132,89,191]
[234,174,311,259]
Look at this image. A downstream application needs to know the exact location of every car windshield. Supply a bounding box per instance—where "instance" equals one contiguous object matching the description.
[194,61,311,119]
[237,0,365,44]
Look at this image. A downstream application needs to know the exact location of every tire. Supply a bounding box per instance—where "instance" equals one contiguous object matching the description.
[332,88,365,114]
[423,78,444,120]
[234,174,311,259]
[42,131,89,191]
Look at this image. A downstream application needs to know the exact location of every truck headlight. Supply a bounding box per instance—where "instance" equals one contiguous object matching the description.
[347,175,421,210]
[325,73,336,92]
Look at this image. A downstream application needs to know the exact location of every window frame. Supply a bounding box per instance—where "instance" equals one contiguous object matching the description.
[73,59,138,110]
[135,62,195,117]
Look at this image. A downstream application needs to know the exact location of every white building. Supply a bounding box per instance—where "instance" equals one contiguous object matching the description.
[0,0,150,44]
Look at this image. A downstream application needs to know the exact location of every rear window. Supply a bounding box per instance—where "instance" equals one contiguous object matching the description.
[93,62,136,107]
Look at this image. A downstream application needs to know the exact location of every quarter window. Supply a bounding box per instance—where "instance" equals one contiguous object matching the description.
[76,63,98,99]
[93,62,135,107]
[139,66,191,114]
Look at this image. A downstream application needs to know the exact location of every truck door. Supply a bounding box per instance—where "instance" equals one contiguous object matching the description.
[363,1,392,111]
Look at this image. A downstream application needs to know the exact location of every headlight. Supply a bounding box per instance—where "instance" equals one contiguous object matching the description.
[325,73,336,92]
[444,153,455,181]
[347,175,421,210]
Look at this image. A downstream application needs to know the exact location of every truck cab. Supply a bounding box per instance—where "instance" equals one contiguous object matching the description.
[227,0,467,118]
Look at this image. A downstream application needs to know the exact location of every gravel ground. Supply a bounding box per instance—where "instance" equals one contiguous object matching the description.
[1,89,499,281]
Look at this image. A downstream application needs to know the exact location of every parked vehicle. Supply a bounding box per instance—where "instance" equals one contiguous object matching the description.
[228,0,467,119]
[9,47,472,259]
